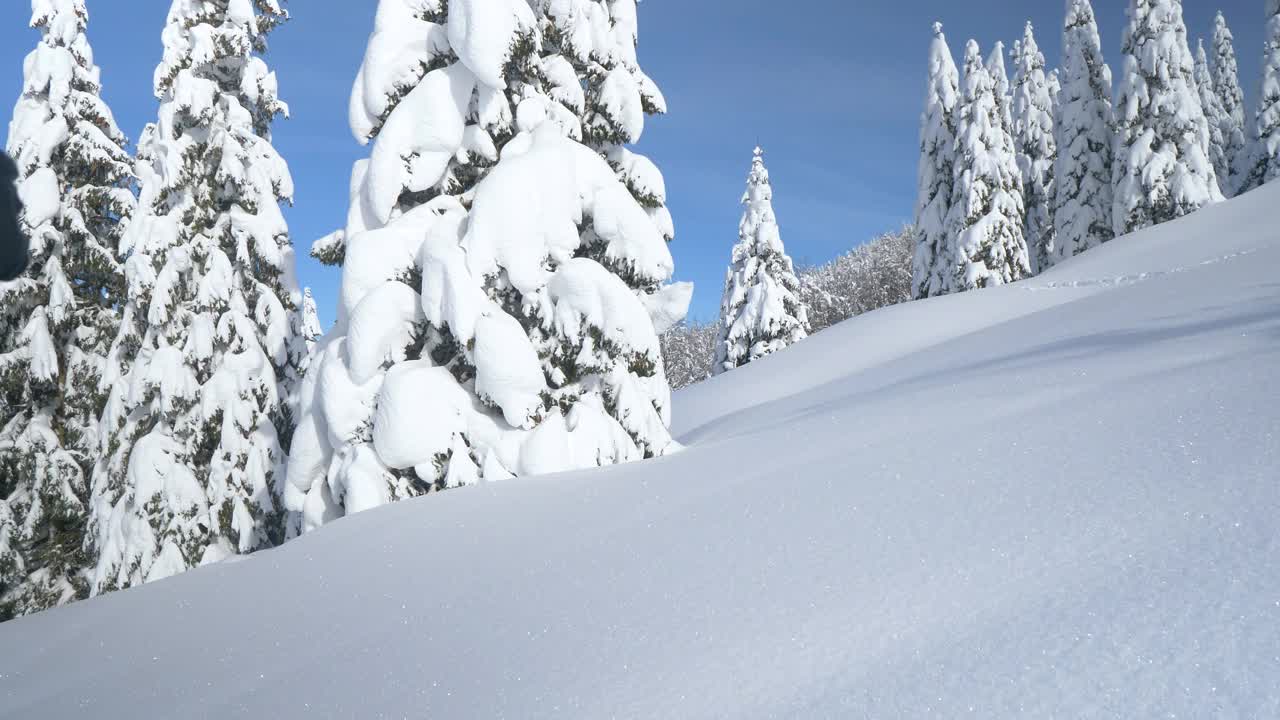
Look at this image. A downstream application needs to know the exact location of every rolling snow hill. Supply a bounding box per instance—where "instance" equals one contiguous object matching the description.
[1,185,1278,718]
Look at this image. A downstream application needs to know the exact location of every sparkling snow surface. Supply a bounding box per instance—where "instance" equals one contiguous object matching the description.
[2,185,1279,718]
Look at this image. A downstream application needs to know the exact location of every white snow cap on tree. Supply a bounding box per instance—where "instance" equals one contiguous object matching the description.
[1011,22,1057,274]
[941,40,1030,293]
[1239,0,1280,193]
[713,147,808,375]
[1194,40,1231,195]
[0,0,134,619]
[1210,11,1248,196]
[89,0,300,594]
[1111,0,1223,236]
[288,0,688,532]
[911,22,961,300]
[1054,0,1115,261]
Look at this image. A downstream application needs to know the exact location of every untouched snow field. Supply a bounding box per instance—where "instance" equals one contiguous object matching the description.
[2,185,1279,718]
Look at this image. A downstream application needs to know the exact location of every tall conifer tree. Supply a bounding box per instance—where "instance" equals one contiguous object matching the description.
[1011,23,1057,273]
[1210,12,1249,196]
[0,0,134,618]
[1112,0,1222,235]
[912,22,961,300]
[1054,0,1115,261]
[713,147,808,374]
[90,0,301,593]
[1239,0,1280,193]
[941,41,1030,293]
[1194,39,1231,193]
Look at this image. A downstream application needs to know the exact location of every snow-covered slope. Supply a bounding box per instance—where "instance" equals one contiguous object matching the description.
[2,185,1278,718]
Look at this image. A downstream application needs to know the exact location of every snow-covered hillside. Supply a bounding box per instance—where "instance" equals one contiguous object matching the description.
[1,184,1278,718]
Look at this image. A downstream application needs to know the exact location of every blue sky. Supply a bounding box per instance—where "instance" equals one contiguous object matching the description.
[0,1,1267,325]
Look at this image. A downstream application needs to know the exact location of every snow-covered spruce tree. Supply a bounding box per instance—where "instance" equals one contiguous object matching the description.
[1112,0,1223,236]
[1194,39,1231,194]
[286,0,689,531]
[911,22,960,300]
[986,41,1014,135]
[0,0,134,619]
[1054,0,1115,261]
[1011,23,1057,274]
[1210,12,1248,196]
[712,147,808,375]
[1239,0,1280,193]
[941,40,1030,293]
[89,0,300,593]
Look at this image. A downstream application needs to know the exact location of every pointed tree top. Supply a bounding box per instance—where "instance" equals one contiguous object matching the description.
[753,145,763,159]
[964,39,982,62]
[933,21,943,37]
[1065,0,1096,27]
[986,41,1009,80]
[1020,22,1040,55]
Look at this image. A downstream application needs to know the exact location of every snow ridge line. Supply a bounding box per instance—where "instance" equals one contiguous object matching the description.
[1022,248,1261,291]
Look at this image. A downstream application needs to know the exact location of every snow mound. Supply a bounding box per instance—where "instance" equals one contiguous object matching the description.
[2,184,1279,718]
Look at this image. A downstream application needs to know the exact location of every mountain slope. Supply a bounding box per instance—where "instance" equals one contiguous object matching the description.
[1,185,1278,719]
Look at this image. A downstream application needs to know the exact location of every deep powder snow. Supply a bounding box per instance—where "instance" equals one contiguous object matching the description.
[0,183,1278,719]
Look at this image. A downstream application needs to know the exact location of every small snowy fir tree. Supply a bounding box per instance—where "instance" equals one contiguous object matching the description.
[283,286,321,419]
[713,147,808,375]
[286,0,689,532]
[89,0,301,594]
[911,22,961,300]
[1210,12,1249,196]
[298,288,321,360]
[1239,0,1280,193]
[1011,23,1057,273]
[940,41,1030,293]
[1054,0,1115,261]
[1112,0,1223,236]
[0,0,134,619]
[1194,40,1231,194]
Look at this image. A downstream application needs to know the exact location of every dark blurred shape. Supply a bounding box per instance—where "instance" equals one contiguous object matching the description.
[0,152,29,282]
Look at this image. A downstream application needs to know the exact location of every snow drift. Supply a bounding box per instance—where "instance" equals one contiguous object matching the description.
[1,184,1278,718]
